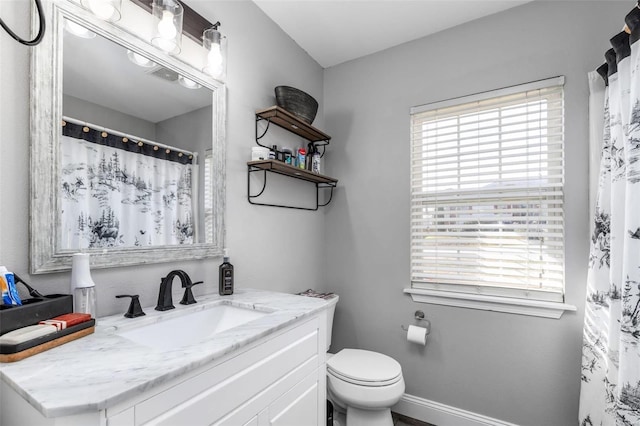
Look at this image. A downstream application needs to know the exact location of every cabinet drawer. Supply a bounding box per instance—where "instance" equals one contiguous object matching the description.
[137,317,319,425]
[269,368,319,426]
[213,358,319,426]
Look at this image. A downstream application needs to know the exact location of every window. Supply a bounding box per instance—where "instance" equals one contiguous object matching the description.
[406,77,574,318]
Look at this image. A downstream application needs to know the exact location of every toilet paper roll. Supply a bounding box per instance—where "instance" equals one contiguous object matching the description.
[406,325,428,346]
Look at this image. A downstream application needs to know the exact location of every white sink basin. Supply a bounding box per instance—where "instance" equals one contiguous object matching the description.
[118,304,268,350]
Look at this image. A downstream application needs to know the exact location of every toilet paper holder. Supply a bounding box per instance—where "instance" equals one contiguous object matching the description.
[401,310,431,335]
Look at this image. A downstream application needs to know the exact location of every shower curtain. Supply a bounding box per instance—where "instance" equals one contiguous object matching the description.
[59,121,196,249]
[579,20,640,426]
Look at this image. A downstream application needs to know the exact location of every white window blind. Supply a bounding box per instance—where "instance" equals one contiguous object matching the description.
[410,77,565,302]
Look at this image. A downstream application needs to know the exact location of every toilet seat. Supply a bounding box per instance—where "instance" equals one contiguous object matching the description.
[328,367,402,387]
[326,351,405,413]
[327,349,402,387]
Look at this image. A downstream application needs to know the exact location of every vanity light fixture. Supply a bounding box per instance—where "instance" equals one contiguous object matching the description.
[63,19,96,39]
[178,75,201,89]
[130,0,224,66]
[80,0,122,22]
[126,49,157,68]
[203,22,226,79]
[151,0,183,55]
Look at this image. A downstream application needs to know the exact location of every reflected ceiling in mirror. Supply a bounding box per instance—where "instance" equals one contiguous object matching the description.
[63,23,212,124]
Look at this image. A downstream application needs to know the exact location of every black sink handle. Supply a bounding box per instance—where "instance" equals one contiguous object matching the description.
[115,295,146,318]
[180,281,203,305]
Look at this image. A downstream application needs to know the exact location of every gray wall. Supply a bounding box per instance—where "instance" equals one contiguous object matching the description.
[63,94,157,140]
[156,105,212,154]
[0,1,325,316]
[322,2,629,425]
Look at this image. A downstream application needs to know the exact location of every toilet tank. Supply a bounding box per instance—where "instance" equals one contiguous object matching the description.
[326,295,339,352]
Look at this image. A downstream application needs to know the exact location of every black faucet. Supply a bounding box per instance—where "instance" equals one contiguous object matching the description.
[115,294,146,318]
[155,270,202,311]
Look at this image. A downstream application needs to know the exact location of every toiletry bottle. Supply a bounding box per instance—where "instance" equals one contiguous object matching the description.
[0,266,21,306]
[0,267,9,305]
[282,147,293,165]
[218,250,234,295]
[297,148,306,170]
[70,253,97,318]
[312,151,322,174]
[305,144,316,170]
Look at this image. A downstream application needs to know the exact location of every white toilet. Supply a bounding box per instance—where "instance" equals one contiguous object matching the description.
[325,295,405,426]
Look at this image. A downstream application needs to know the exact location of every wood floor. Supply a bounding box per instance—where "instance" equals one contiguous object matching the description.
[392,411,436,426]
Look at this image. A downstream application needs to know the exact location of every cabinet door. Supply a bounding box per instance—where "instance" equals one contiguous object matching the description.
[138,319,319,426]
[107,407,134,426]
[243,415,259,426]
[268,371,319,426]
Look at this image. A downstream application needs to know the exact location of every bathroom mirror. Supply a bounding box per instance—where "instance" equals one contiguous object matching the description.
[30,0,226,273]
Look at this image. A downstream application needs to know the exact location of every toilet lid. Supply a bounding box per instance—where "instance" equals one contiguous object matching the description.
[327,349,402,386]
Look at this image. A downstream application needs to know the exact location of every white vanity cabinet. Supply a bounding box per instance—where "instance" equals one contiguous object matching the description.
[113,314,326,426]
[1,310,327,426]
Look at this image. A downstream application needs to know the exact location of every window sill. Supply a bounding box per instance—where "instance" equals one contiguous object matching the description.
[403,288,577,319]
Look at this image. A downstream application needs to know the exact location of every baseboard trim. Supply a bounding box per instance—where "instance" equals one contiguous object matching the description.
[392,393,520,426]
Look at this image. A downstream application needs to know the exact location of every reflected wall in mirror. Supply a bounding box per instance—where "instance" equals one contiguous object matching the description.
[31,0,226,273]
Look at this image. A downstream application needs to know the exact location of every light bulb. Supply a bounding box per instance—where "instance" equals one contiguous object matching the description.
[126,50,156,68]
[88,0,116,21]
[81,0,121,22]
[131,52,147,65]
[151,0,183,54]
[64,20,96,39]
[155,37,176,53]
[157,10,177,39]
[208,43,223,68]
[178,75,201,89]
[202,26,225,78]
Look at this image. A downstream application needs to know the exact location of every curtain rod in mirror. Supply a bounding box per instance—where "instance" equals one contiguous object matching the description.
[62,116,196,164]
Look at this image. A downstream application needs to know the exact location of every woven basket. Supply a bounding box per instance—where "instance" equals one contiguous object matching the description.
[275,86,318,124]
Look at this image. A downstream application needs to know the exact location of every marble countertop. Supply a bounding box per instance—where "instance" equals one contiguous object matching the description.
[0,288,330,418]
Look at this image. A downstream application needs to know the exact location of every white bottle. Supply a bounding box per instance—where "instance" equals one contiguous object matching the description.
[70,253,97,318]
[312,151,322,174]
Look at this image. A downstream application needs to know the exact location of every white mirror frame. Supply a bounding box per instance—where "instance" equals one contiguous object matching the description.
[30,0,226,273]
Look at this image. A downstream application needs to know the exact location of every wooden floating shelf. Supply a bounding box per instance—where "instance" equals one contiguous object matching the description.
[248,160,338,186]
[251,107,336,210]
[256,106,331,143]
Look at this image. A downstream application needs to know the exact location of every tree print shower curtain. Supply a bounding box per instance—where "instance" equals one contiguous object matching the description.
[579,28,640,426]
[59,127,195,249]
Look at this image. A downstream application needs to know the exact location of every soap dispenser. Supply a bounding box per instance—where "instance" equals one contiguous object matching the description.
[70,253,97,318]
[218,250,234,296]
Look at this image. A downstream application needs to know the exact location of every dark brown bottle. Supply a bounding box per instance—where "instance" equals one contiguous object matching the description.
[218,252,234,295]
